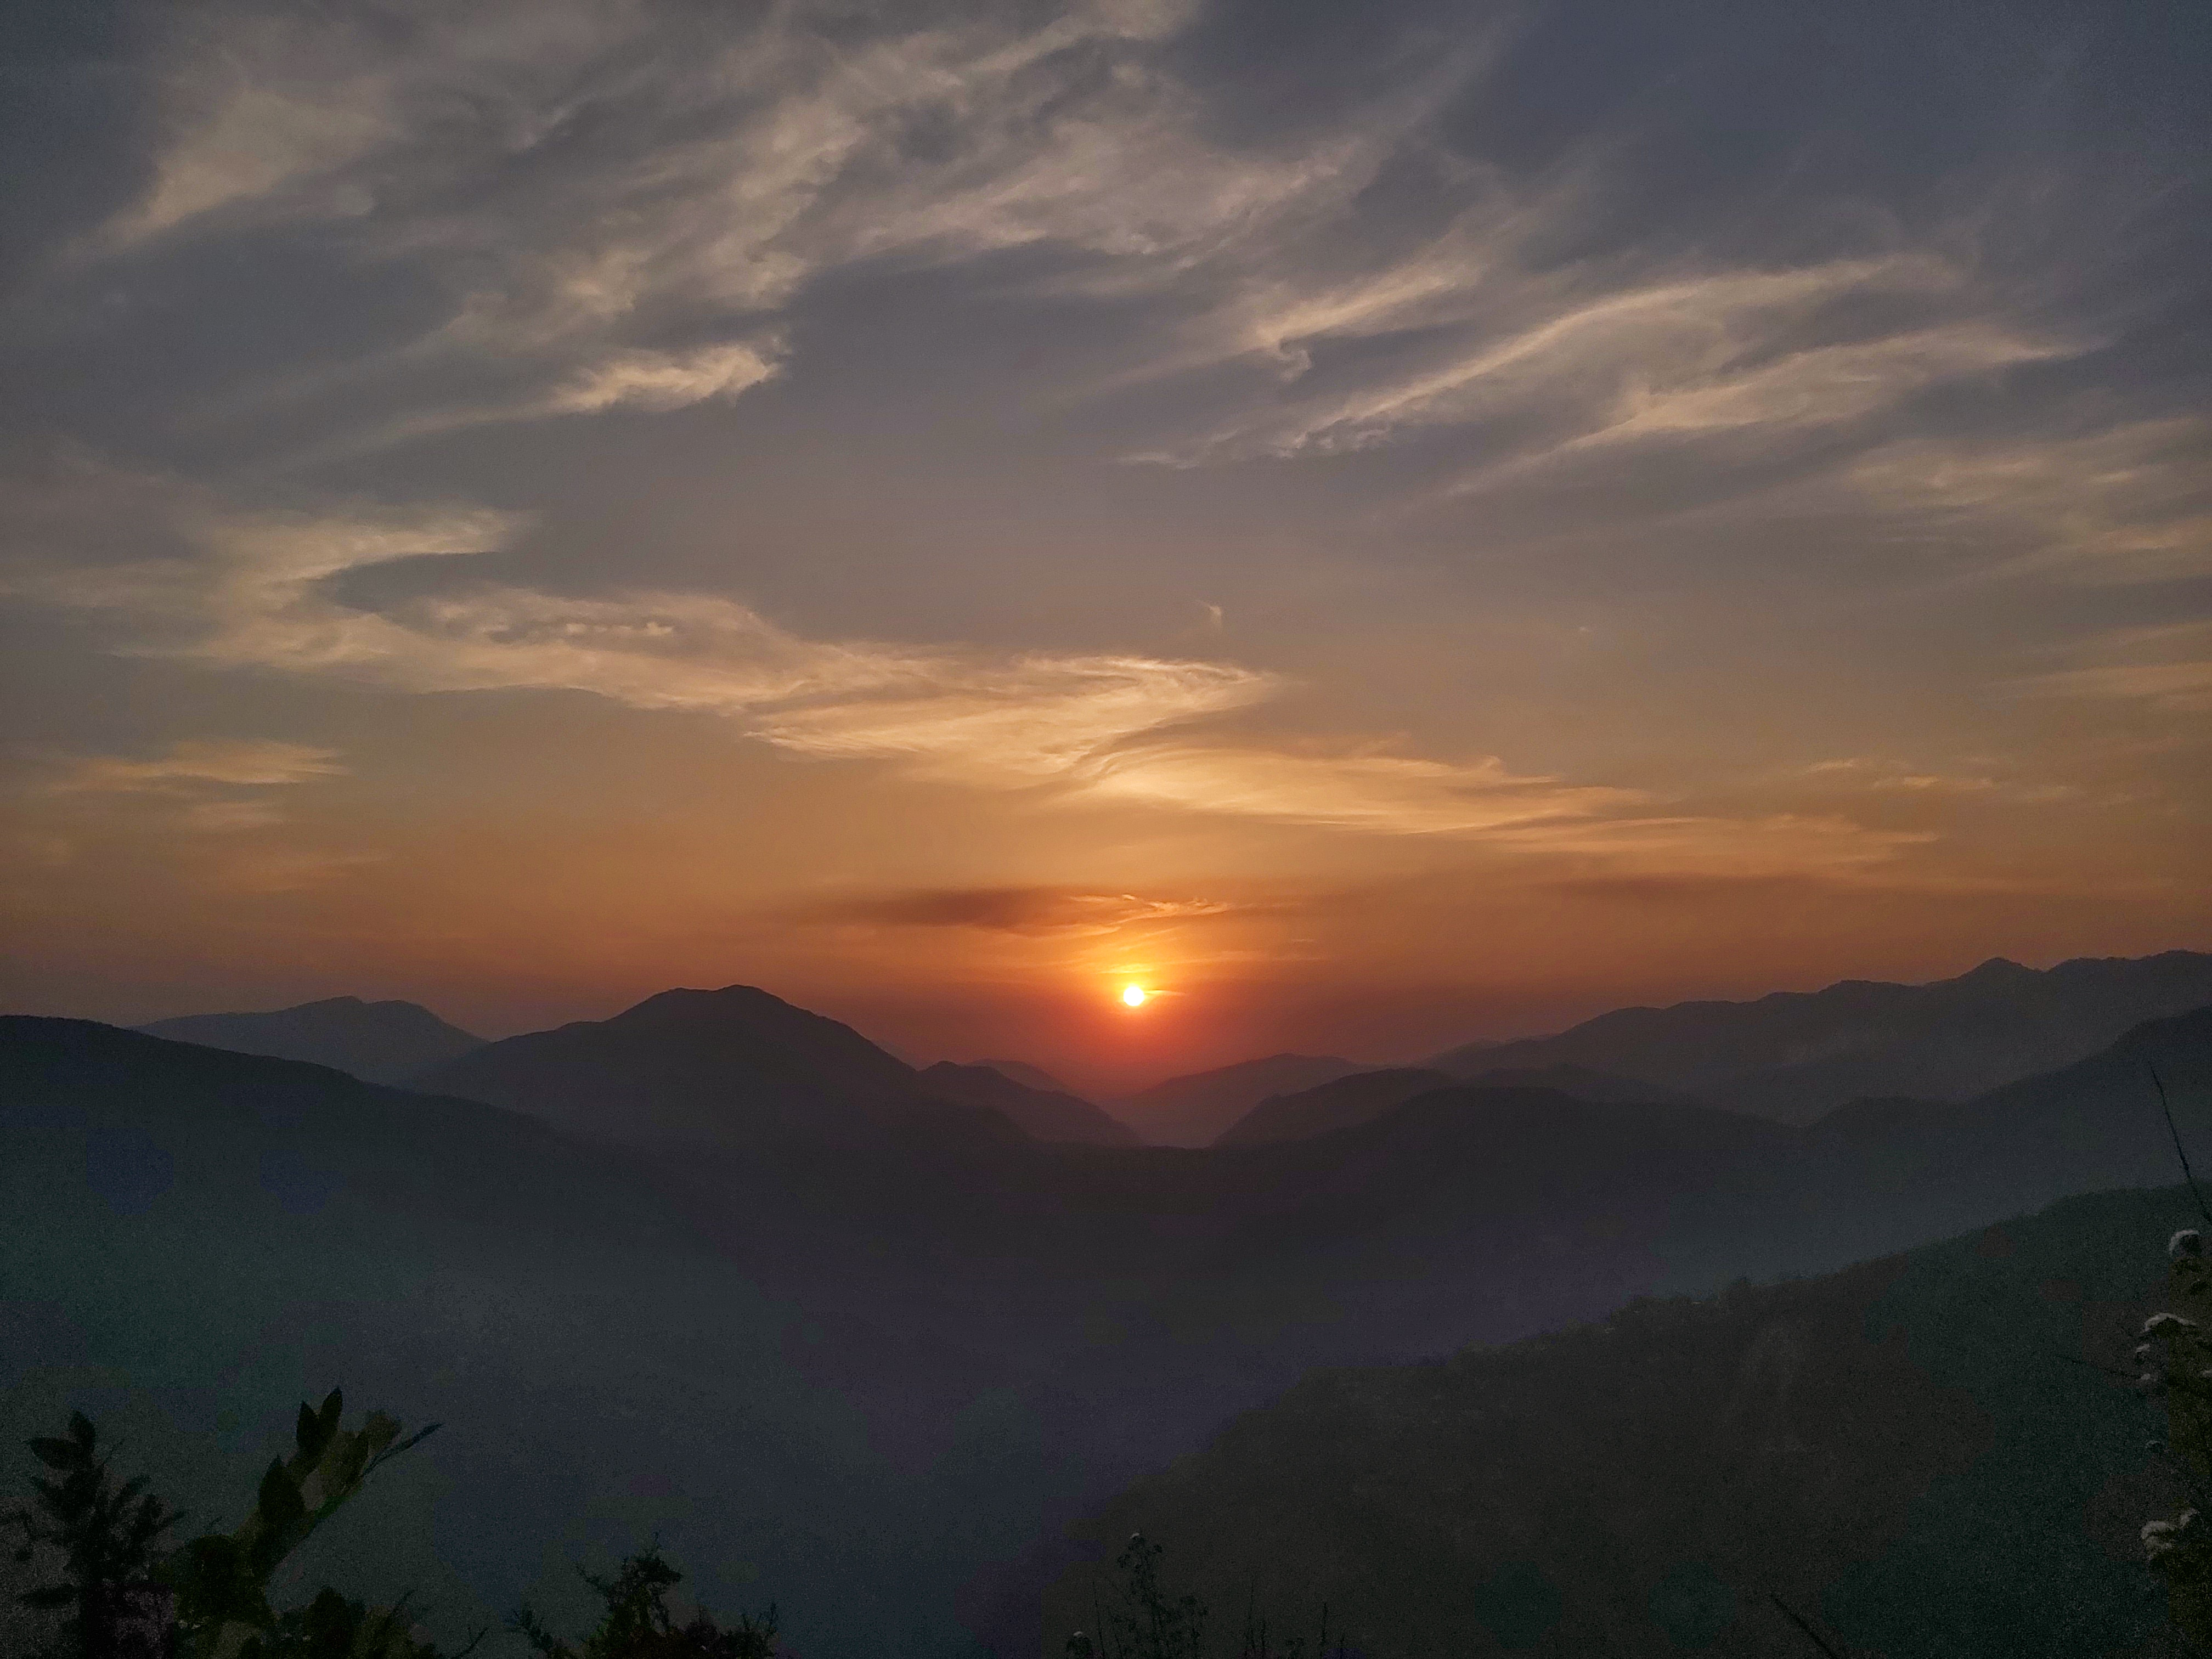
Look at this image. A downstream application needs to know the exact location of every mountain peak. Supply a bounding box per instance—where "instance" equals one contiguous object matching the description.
[608,984,820,1028]
[1957,956,2033,982]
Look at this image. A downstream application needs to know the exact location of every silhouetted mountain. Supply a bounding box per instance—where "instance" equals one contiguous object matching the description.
[1213,1067,1455,1146]
[135,996,483,1085]
[9,1001,2210,1658]
[918,1061,1141,1146]
[969,1058,1074,1096]
[1463,1061,1694,1104]
[1114,1053,1366,1147]
[1215,1063,1689,1147]
[1428,949,2212,1123]
[1047,1181,2197,1658]
[413,983,1017,1150]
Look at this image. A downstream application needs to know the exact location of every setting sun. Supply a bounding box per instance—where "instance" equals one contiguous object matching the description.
[1121,984,1147,1007]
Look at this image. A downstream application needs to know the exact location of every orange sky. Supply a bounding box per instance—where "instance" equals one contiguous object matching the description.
[2,0,2207,1093]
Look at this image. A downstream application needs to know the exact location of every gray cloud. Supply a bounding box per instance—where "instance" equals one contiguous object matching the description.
[783,886,1239,935]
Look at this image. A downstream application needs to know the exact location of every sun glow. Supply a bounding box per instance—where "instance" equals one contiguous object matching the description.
[1121,984,1148,1007]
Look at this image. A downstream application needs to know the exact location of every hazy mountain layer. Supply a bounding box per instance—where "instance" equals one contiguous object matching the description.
[1214,1063,1686,1147]
[1212,1068,1456,1147]
[412,983,1015,1150]
[1047,1182,2195,1658]
[1113,1053,1366,1147]
[136,996,483,1085]
[919,1062,1141,1146]
[1429,950,2212,1123]
[5,1003,2209,1656]
[970,1059,1077,1097]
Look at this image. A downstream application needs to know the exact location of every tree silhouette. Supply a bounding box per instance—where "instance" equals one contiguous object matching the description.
[510,1547,777,1658]
[5,1411,180,1659]
[9,1390,459,1659]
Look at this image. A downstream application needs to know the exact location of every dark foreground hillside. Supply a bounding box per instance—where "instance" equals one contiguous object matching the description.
[1048,1184,2207,1658]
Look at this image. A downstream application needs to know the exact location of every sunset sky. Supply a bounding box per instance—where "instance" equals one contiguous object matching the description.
[3,0,2207,1093]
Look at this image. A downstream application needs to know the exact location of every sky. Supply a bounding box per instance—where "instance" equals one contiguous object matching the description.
[2,0,2208,1094]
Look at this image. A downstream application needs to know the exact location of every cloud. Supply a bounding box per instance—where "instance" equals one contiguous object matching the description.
[7,470,1938,873]
[1071,744,1642,834]
[785,887,1238,935]
[2005,622,2212,714]
[96,0,1374,431]
[751,657,1274,782]
[1487,812,1938,877]
[539,339,786,415]
[1798,757,2015,795]
[1842,418,2212,585]
[48,738,346,793]
[1129,248,2078,479]
[13,483,1279,790]
[178,799,293,833]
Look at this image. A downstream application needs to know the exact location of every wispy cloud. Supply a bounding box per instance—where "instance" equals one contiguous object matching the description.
[2005,621,2212,714]
[784,886,1238,935]
[5,466,1929,873]
[48,738,346,793]
[1070,744,1640,834]
[95,0,1393,453]
[1843,418,2212,585]
[32,737,346,837]
[8,477,1279,791]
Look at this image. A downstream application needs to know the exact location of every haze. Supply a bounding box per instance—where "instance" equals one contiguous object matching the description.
[3,0,2207,1095]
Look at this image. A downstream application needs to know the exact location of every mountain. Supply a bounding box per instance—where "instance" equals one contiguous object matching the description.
[135,996,483,1085]
[413,983,1018,1150]
[969,1058,1075,1096]
[1114,1053,1368,1147]
[1045,1181,2197,1659]
[1214,1063,1689,1147]
[1213,1067,1455,1146]
[918,1061,1141,1146]
[1462,1061,1694,1104]
[10,1001,2210,1657]
[1427,949,2212,1124]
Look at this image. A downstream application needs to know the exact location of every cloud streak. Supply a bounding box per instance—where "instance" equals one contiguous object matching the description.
[3,469,1927,872]
[47,738,347,793]
[785,886,1238,936]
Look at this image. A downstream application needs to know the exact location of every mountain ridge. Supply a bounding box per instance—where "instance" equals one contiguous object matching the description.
[136,995,484,1085]
[1425,948,2212,1123]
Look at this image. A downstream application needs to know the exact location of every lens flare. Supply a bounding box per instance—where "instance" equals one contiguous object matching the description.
[1121,984,1147,1007]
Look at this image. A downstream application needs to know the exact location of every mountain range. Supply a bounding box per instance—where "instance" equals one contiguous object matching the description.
[1109,1052,1368,1146]
[1215,1062,1686,1147]
[136,996,484,1085]
[12,949,2212,1655]
[1425,950,2212,1123]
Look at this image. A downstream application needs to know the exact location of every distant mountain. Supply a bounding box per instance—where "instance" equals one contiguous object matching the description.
[1427,949,2212,1123]
[918,1061,1141,1146]
[969,1058,1074,1096]
[1115,1053,1367,1147]
[1462,1062,1694,1104]
[135,996,483,1084]
[1046,1181,2196,1659]
[413,983,1021,1150]
[1214,1067,1455,1146]
[1215,1062,1689,1147]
